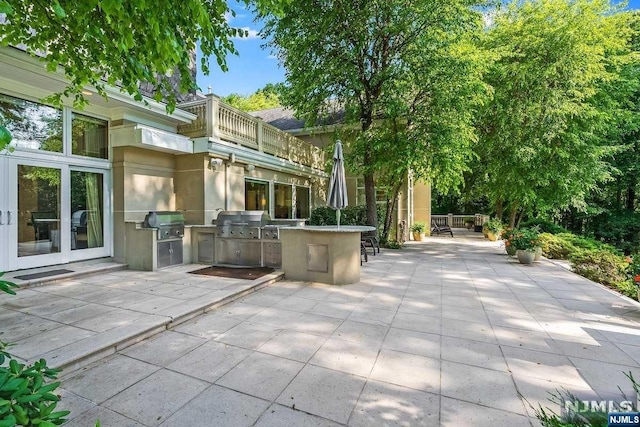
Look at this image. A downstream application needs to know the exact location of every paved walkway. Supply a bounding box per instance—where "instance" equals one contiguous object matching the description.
[3,232,640,426]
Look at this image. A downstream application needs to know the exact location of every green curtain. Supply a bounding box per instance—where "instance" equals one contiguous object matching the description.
[86,173,103,248]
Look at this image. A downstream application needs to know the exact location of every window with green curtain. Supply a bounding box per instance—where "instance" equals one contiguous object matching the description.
[72,113,108,159]
[71,171,104,250]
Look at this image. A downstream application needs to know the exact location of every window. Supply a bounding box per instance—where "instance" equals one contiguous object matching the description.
[72,113,108,159]
[245,179,269,212]
[356,177,388,205]
[274,183,293,219]
[0,94,62,153]
[296,186,310,218]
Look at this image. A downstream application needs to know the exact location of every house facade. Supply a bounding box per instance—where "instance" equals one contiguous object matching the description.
[0,46,328,272]
[251,107,433,239]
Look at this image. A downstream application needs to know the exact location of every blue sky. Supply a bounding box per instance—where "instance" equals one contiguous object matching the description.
[196,0,640,97]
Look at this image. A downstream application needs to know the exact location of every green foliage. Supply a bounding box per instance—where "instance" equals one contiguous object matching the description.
[308,205,384,227]
[527,371,639,426]
[262,0,487,229]
[538,233,576,260]
[570,249,635,297]
[0,272,19,296]
[475,0,636,218]
[409,222,426,233]
[484,217,504,234]
[383,240,403,249]
[520,219,568,235]
[0,356,69,427]
[221,84,283,112]
[510,227,541,251]
[556,233,619,255]
[0,0,286,112]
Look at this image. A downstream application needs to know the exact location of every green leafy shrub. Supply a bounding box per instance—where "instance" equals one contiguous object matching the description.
[570,249,636,298]
[0,273,70,427]
[520,218,568,235]
[0,272,19,295]
[538,233,577,259]
[0,350,70,427]
[308,205,384,226]
[557,233,619,254]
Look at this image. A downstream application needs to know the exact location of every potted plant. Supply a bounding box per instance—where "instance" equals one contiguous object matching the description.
[410,221,427,241]
[485,218,504,242]
[510,227,541,265]
[502,227,517,256]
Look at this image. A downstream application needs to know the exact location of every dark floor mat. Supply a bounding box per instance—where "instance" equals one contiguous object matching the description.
[189,266,275,280]
[14,269,74,280]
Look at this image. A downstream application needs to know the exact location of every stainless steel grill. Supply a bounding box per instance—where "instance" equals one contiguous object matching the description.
[214,210,282,267]
[142,211,186,269]
[215,210,270,239]
[143,211,185,240]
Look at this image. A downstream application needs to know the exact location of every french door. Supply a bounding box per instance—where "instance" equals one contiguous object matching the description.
[0,156,110,271]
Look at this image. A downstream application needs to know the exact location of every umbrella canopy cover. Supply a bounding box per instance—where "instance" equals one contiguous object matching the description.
[327,140,348,211]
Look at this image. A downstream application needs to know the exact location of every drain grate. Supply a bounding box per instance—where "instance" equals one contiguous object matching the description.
[14,269,74,280]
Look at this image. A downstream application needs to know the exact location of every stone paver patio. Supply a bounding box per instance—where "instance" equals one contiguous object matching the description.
[2,231,640,426]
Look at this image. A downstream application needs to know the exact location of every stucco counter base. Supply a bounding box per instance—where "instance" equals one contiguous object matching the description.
[280,226,374,285]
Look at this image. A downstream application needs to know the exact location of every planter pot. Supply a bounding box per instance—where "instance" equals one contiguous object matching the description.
[412,232,426,242]
[487,231,497,241]
[516,249,536,265]
[482,228,489,238]
[506,245,517,256]
[534,247,542,262]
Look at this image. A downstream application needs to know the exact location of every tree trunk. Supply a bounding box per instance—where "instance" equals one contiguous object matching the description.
[496,198,503,221]
[381,179,403,242]
[361,112,378,229]
[509,203,518,228]
[626,184,636,211]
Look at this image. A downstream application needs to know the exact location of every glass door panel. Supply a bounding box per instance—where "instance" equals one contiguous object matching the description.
[18,165,61,257]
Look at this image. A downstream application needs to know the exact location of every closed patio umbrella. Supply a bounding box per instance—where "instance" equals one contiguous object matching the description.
[327,140,348,227]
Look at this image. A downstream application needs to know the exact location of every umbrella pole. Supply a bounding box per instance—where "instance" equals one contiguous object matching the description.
[336,209,341,228]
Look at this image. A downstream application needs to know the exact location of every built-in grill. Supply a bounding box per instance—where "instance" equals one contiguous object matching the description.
[214,210,282,267]
[215,211,271,240]
[142,211,185,268]
[143,211,185,240]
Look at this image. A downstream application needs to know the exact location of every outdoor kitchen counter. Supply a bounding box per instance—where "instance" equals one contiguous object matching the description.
[279,226,375,285]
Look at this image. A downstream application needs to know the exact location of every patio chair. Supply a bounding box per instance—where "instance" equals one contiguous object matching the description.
[431,220,453,237]
[361,241,368,265]
[361,230,380,256]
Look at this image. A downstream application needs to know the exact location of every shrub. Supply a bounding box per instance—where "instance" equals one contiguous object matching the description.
[557,233,619,255]
[520,218,568,235]
[570,249,636,298]
[538,233,577,260]
[308,205,384,227]
[0,273,70,427]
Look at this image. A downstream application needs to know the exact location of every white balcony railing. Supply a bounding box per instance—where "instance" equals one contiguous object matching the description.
[177,95,325,170]
[431,214,490,228]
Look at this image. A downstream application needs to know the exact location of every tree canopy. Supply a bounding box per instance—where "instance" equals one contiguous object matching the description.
[474,0,636,226]
[0,0,284,112]
[221,83,284,111]
[262,0,485,229]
